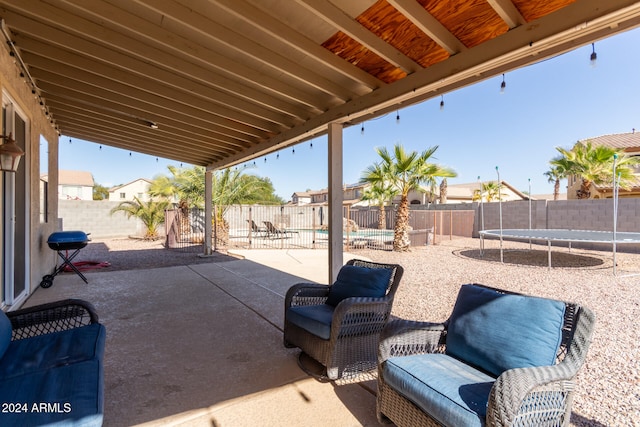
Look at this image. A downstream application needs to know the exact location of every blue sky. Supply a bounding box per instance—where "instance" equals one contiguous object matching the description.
[58,27,640,200]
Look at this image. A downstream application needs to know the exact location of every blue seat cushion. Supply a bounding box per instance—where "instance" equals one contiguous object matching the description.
[446,285,565,377]
[0,323,106,380]
[325,265,392,307]
[0,310,12,359]
[383,353,495,427]
[286,304,334,340]
[0,359,104,427]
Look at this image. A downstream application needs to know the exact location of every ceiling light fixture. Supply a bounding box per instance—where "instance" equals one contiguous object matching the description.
[148,121,159,129]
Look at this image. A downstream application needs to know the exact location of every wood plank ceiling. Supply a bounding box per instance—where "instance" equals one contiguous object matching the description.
[1,0,639,170]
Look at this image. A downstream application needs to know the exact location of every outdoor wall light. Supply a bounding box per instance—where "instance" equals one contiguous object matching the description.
[0,133,25,172]
[148,121,159,129]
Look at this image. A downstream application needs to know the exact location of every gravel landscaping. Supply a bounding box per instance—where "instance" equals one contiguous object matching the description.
[360,237,640,427]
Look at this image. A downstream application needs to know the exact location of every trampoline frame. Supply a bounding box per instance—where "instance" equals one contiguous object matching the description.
[479,228,640,272]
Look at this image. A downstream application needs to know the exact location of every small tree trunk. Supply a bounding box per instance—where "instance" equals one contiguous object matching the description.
[378,205,386,230]
[554,179,560,201]
[439,178,448,204]
[393,196,411,252]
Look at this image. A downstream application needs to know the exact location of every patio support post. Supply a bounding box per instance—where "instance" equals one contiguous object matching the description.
[328,122,343,283]
[203,169,213,256]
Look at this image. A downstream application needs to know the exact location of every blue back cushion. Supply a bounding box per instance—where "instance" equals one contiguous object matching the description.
[446,284,565,377]
[325,265,392,307]
[0,310,12,360]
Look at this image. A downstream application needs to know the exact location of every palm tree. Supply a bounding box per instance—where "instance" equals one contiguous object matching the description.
[555,141,640,199]
[360,169,398,230]
[472,181,504,202]
[110,197,170,240]
[544,157,570,200]
[362,144,457,251]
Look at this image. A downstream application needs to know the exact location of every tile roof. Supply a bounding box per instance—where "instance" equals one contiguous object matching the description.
[578,131,640,151]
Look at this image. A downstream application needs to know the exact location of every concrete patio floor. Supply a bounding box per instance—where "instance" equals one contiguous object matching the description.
[22,250,378,427]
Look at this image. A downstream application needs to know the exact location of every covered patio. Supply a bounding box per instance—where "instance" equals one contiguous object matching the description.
[21,249,379,426]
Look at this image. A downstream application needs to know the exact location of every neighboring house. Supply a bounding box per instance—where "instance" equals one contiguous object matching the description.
[291,183,368,206]
[108,178,152,202]
[291,191,312,206]
[439,181,532,204]
[567,131,640,199]
[294,181,530,206]
[401,181,531,205]
[41,170,94,200]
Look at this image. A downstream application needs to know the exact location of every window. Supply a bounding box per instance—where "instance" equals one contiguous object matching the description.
[120,192,126,199]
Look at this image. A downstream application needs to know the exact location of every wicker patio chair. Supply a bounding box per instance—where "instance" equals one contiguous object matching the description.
[376,284,596,427]
[284,259,403,381]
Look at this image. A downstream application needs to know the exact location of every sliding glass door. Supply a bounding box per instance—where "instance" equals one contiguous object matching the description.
[2,96,29,307]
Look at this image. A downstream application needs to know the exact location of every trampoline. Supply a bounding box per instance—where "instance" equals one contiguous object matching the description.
[479,229,640,269]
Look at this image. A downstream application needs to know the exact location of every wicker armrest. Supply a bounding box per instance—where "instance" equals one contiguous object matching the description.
[378,319,447,363]
[331,296,392,337]
[285,282,330,308]
[7,299,99,340]
[487,363,577,426]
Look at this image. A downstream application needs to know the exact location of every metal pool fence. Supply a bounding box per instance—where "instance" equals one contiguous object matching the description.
[165,205,474,252]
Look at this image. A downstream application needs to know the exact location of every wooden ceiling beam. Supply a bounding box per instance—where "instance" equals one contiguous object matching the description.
[5,11,317,121]
[128,0,358,102]
[4,1,332,111]
[34,69,264,143]
[22,51,287,135]
[295,0,421,73]
[49,102,233,158]
[38,79,256,150]
[387,0,466,54]
[212,0,382,92]
[487,0,527,29]
[61,125,213,165]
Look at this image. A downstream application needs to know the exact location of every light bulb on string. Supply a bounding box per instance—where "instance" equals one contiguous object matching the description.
[69,138,72,144]
[99,145,102,150]
[500,74,506,94]
[590,43,597,67]
[129,152,132,156]
[277,152,280,159]
[396,111,400,124]
[310,141,313,149]
[439,95,445,111]
[264,157,267,163]
[156,158,158,163]
[292,148,295,155]
[361,123,365,135]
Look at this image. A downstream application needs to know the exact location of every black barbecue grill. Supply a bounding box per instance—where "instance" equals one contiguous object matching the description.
[41,231,90,288]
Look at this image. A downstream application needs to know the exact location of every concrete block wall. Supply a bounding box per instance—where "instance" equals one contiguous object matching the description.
[58,200,143,238]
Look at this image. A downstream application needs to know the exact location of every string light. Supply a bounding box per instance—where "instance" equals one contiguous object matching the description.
[264,157,267,163]
[292,148,295,155]
[590,43,597,67]
[361,123,365,135]
[99,145,102,150]
[500,74,506,94]
[310,141,313,149]
[396,111,400,124]
[276,152,279,159]
[439,95,445,111]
